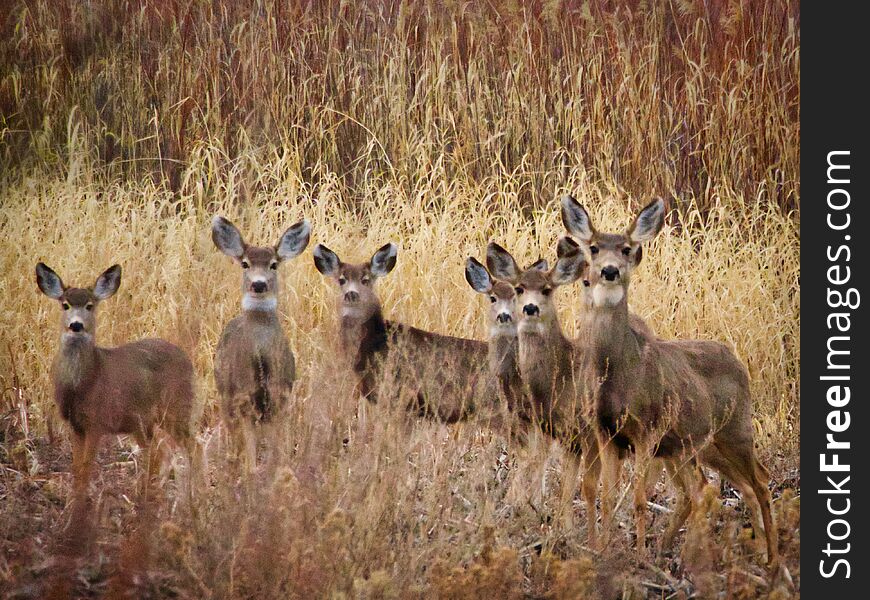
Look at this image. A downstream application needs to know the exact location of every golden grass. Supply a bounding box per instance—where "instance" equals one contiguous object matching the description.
[0,168,798,597]
[0,1,799,597]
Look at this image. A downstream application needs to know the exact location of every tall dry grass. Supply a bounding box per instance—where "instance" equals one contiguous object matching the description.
[0,0,799,597]
[1,0,799,213]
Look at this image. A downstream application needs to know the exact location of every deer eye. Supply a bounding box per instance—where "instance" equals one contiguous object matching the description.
[270,261,278,270]
[62,302,70,310]
[361,276,371,285]
[489,296,496,303]
[515,287,524,295]
[583,280,590,287]
[85,303,94,311]
[622,247,631,256]
[338,276,347,286]
[590,246,599,255]
[241,260,250,269]
[542,288,552,297]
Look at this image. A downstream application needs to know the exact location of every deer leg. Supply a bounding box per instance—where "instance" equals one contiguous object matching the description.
[632,441,654,559]
[581,441,602,548]
[714,443,778,567]
[596,432,622,550]
[659,457,705,552]
[558,450,581,533]
[70,432,101,500]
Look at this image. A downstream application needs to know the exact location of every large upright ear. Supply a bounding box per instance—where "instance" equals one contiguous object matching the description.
[560,195,594,242]
[370,243,398,277]
[486,242,520,283]
[93,265,122,300]
[313,244,341,277]
[526,259,549,272]
[211,216,246,259]
[550,238,587,286]
[36,263,65,299]
[276,219,311,260]
[627,198,666,244]
[464,257,492,294]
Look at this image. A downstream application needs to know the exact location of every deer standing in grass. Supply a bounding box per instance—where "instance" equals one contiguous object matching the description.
[464,257,526,439]
[481,243,605,544]
[313,243,489,423]
[560,195,779,570]
[211,216,310,468]
[36,263,201,501]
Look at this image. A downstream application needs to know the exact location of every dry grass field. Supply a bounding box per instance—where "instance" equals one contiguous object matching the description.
[1,1,799,598]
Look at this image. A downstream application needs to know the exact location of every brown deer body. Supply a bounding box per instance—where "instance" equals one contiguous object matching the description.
[211,216,310,467]
[315,243,489,423]
[561,195,779,569]
[36,263,200,500]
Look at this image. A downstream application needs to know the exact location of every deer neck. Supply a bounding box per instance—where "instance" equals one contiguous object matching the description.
[518,319,573,396]
[580,292,641,377]
[55,334,99,393]
[489,332,519,382]
[340,308,388,372]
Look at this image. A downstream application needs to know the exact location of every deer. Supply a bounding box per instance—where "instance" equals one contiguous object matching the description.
[211,216,311,468]
[560,194,780,571]
[478,243,603,543]
[35,263,201,503]
[313,243,490,424]
[463,256,529,441]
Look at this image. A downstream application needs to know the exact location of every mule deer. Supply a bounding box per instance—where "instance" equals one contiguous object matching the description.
[35,263,200,501]
[481,243,604,543]
[561,195,779,569]
[313,243,489,423]
[211,216,310,467]
[464,257,530,439]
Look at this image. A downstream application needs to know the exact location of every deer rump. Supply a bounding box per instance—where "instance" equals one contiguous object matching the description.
[355,320,490,424]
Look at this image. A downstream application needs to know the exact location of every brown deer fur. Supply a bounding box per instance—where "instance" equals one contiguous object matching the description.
[35,263,200,500]
[211,216,310,467]
[315,243,490,423]
[561,195,778,568]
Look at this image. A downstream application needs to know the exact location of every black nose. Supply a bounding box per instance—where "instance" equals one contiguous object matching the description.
[522,304,539,317]
[345,291,359,302]
[69,322,83,332]
[252,281,267,293]
[496,312,512,323]
[601,266,620,281]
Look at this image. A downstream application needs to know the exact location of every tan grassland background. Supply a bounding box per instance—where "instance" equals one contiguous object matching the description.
[0,1,799,597]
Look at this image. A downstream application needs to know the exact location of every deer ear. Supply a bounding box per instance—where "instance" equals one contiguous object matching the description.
[211,216,246,259]
[561,195,594,242]
[313,244,341,276]
[550,246,587,287]
[276,219,311,260]
[557,236,581,259]
[36,263,65,299]
[486,242,520,283]
[370,243,398,277]
[93,265,122,300]
[526,259,549,272]
[465,257,492,293]
[628,198,666,244]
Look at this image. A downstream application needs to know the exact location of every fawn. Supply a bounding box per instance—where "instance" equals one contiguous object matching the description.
[211,216,310,467]
[313,243,489,423]
[482,242,603,543]
[36,263,200,500]
[561,195,779,569]
[464,256,527,439]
